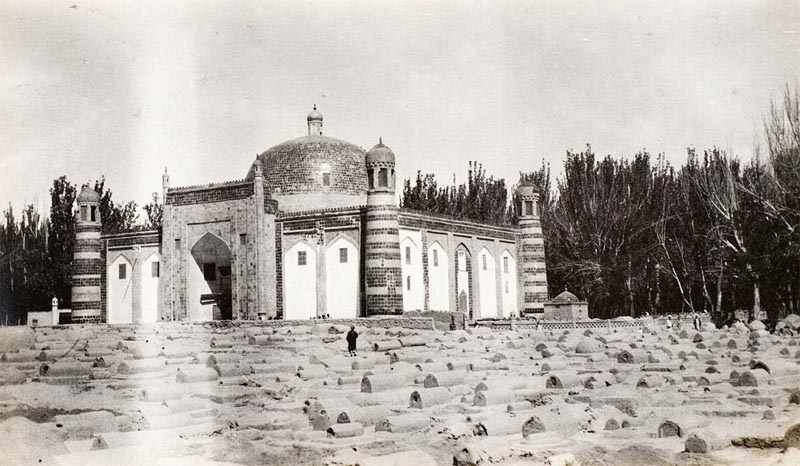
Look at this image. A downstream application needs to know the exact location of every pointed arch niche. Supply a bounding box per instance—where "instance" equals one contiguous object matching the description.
[325,235,359,319]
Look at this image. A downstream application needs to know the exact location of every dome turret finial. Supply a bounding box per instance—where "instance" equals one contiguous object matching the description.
[307,105,323,135]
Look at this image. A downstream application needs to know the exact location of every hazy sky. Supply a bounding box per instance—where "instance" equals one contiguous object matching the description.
[2,0,799,213]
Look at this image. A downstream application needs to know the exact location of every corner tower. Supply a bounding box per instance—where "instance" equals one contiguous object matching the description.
[364,139,403,315]
[71,185,103,323]
[516,183,548,315]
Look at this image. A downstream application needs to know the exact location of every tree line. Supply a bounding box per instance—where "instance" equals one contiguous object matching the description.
[1,87,797,325]
[402,86,800,324]
[0,178,162,324]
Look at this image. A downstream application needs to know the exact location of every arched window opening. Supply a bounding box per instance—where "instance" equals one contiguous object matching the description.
[378,168,388,187]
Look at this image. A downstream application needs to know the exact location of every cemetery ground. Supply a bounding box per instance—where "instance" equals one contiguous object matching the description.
[1,316,800,465]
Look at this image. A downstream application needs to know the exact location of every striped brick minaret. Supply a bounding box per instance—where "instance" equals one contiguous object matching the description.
[71,185,103,323]
[364,139,403,315]
[516,183,548,315]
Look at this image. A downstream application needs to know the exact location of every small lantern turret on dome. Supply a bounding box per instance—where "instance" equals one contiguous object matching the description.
[307,105,323,136]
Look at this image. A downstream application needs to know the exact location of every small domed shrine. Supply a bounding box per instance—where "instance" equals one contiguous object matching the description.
[543,288,589,321]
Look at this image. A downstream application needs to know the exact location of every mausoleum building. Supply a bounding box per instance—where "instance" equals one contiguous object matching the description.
[71,108,549,323]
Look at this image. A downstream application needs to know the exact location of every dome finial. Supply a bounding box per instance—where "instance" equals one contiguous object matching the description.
[307,105,323,135]
[379,136,382,145]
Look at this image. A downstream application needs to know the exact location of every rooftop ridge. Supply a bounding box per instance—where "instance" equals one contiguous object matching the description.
[168,178,251,193]
[399,207,516,231]
[101,229,160,239]
[278,205,367,218]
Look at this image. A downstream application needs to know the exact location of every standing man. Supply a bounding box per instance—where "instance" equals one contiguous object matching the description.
[346,325,358,357]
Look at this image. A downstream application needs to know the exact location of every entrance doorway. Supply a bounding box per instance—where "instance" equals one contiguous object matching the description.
[189,233,232,321]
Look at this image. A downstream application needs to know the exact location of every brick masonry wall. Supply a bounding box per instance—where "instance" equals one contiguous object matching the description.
[256,137,368,197]
[72,210,101,324]
[161,182,275,322]
[100,243,106,322]
[518,217,548,314]
[421,230,430,310]
[275,222,283,318]
[166,181,254,206]
[106,231,161,248]
[364,195,404,315]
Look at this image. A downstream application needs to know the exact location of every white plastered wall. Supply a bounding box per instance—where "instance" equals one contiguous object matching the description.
[399,230,424,311]
[108,255,133,324]
[140,252,160,323]
[325,236,358,319]
[284,241,317,320]
[478,247,498,318]
[427,241,449,311]
[501,249,518,316]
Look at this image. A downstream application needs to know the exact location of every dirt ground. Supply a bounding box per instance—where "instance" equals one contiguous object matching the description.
[0,319,798,465]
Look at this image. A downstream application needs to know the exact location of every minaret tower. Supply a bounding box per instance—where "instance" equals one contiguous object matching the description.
[364,138,403,315]
[516,183,548,315]
[161,167,170,203]
[71,185,103,323]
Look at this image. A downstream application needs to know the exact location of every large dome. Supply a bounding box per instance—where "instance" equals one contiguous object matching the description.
[247,134,368,212]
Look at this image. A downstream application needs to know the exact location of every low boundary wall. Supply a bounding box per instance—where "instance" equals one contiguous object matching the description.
[247,317,435,331]
[55,317,437,332]
[475,318,648,331]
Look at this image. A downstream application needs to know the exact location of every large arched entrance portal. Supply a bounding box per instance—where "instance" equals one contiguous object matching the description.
[189,233,232,321]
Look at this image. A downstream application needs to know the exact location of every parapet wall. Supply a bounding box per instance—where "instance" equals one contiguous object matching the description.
[251,317,435,331]
[476,318,648,331]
